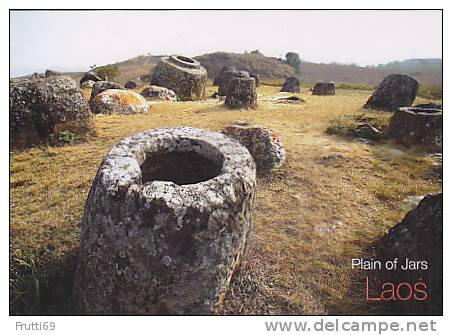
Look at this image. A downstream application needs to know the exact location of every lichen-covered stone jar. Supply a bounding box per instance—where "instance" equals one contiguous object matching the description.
[74,127,256,315]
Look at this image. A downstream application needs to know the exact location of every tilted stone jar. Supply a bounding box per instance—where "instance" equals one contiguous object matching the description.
[74,127,256,315]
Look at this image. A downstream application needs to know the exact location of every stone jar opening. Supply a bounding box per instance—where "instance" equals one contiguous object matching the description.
[140,143,224,185]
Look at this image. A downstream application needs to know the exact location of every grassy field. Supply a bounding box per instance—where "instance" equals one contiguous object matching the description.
[10,85,442,315]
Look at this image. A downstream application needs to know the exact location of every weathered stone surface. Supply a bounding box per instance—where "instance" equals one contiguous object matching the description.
[223,124,285,175]
[218,70,249,96]
[81,80,95,89]
[313,82,335,95]
[151,56,207,101]
[386,107,442,146]
[45,69,63,77]
[225,76,257,109]
[280,76,300,93]
[375,193,442,315]
[125,80,138,89]
[90,89,151,115]
[9,76,92,143]
[364,74,419,111]
[74,127,256,315]
[90,81,125,100]
[80,72,101,86]
[140,85,177,101]
[250,73,260,87]
[213,66,236,86]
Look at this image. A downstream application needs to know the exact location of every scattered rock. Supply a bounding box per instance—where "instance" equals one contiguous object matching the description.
[90,89,151,114]
[90,81,125,101]
[225,75,257,109]
[375,193,442,315]
[223,124,285,175]
[45,69,63,77]
[80,71,102,86]
[352,124,381,141]
[280,77,300,93]
[313,82,335,95]
[386,106,442,146]
[275,96,305,104]
[74,127,256,315]
[81,80,95,89]
[125,80,138,89]
[364,74,419,111]
[9,76,92,145]
[151,55,207,101]
[140,85,177,101]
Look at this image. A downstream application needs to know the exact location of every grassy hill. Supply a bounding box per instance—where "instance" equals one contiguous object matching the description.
[194,52,295,81]
[299,59,441,87]
[14,53,442,89]
[107,53,443,88]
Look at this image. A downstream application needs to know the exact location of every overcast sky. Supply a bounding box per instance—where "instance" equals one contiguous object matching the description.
[10,10,442,77]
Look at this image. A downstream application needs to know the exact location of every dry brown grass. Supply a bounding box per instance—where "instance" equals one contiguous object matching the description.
[10,85,441,315]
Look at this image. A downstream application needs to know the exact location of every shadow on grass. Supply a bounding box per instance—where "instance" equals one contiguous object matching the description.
[10,248,79,315]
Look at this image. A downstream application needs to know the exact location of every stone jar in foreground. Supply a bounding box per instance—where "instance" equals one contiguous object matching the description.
[151,56,207,101]
[223,124,285,175]
[313,82,335,95]
[225,76,257,109]
[386,106,442,147]
[364,74,419,111]
[74,127,256,315]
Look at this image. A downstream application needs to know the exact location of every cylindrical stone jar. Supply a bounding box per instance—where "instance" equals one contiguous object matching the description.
[225,76,257,109]
[386,106,442,146]
[74,127,256,315]
[150,56,207,101]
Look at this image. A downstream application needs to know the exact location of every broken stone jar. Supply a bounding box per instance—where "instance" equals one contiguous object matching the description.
[74,127,256,315]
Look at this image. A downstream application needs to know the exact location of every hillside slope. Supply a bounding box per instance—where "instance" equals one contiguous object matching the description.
[194,52,295,81]
[14,54,442,88]
[299,59,441,87]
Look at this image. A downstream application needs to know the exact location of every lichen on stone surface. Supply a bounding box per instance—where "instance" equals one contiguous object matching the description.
[75,127,256,315]
[223,124,286,175]
[90,89,151,114]
[151,56,207,101]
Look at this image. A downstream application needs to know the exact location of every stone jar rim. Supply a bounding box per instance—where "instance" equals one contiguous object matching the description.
[398,106,442,116]
[97,127,256,198]
[168,55,201,70]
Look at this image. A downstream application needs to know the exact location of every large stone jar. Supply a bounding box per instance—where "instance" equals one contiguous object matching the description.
[74,127,256,315]
[386,106,442,147]
[364,74,419,111]
[151,56,207,101]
